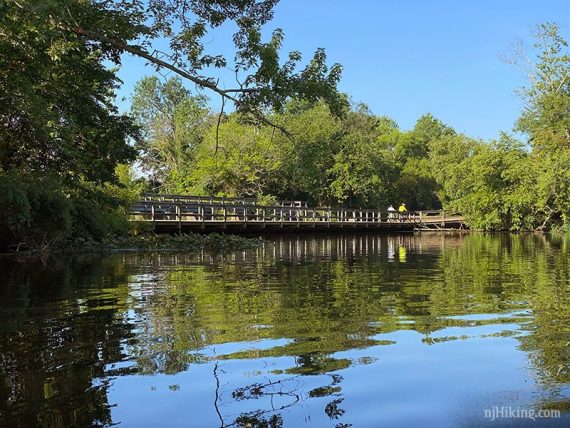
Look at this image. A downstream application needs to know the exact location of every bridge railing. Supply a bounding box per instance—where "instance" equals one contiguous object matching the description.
[130,200,432,225]
[141,194,310,207]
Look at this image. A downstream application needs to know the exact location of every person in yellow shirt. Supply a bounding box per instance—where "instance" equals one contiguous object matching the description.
[398,203,407,220]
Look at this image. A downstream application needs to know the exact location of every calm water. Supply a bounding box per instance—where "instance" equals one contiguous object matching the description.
[1,233,570,427]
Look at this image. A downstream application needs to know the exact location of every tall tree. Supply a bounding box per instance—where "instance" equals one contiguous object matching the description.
[393,114,455,209]
[514,22,570,228]
[1,0,138,248]
[430,133,534,230]
[274,100,342,204]
[190,115,282,197]
[329,104,398,207]
[0,0,137,183]
[131,76,211,191]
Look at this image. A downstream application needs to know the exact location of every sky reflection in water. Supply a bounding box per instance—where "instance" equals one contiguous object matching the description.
[1,233,569,427]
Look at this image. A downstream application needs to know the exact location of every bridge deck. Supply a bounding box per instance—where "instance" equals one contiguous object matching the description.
[130,196,465,233]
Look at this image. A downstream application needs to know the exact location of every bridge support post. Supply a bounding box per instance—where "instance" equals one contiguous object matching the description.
[262,207,265,228]
[176,204,181,232]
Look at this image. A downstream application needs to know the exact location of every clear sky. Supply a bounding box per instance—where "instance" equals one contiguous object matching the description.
[115,0,570,140]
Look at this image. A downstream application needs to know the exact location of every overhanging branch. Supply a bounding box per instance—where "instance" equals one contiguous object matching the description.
[69,26,292,137]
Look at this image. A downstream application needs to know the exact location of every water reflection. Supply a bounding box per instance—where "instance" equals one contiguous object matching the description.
[0,233,569,427]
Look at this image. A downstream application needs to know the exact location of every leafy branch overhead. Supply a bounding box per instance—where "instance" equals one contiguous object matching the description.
[19,0,345,131]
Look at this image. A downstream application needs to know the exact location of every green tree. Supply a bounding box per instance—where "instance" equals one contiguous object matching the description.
[1,0,347,249]
[190,116,283,197]
[131,76,211,192]
[274,100,342,204]
[0,1,137,183]
[514,22,570,228]
[0,0,138,249]
[329,104,398,207]
[393,114,455,209]
[430,133,534,230]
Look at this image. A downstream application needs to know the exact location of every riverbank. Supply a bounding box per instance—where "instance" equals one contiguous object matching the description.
[0,233,263,259]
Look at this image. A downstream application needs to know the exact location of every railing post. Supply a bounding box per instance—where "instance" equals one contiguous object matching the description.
[151,204,155,223]
[177,204,181,231]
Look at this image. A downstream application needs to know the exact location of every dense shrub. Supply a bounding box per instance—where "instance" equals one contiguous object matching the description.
[0,171,134,252]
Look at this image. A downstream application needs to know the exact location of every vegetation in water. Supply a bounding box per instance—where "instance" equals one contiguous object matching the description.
[1,232,261,257]
[104,233,262,252]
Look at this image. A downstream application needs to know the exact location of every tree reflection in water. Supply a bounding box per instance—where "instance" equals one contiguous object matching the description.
[0,233,569,426]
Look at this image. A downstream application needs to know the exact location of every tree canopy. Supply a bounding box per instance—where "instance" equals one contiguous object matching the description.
[9,0,346,127]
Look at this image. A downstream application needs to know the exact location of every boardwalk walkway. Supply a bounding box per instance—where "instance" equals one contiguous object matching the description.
[130,195,465,233]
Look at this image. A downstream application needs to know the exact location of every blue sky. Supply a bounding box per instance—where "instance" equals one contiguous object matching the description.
[115,0,570,140]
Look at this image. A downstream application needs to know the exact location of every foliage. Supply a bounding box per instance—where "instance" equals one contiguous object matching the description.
[131,76,211,191]
[430,134,535,230]
[105,232,262,252]
[151,93,459,210]
[129,26,570,231]
[515,22,570,228]
[0,171,140,252]
[328,105,398,207]
[1,0,346,249]
[0,1,139,249]
[274,100,342,204]
[10,0,346,126]
[0,0,138,183]
[190,115,284,197]
[4,0,569,235]
[426,22,570,230]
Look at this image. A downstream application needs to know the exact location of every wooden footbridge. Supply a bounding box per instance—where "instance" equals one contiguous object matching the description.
[130,195,466,233]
